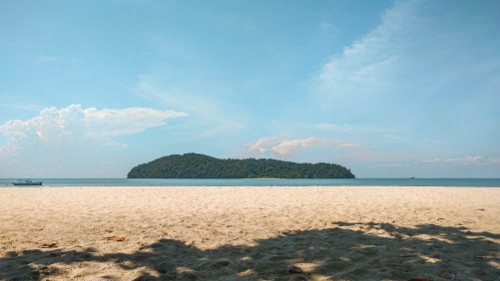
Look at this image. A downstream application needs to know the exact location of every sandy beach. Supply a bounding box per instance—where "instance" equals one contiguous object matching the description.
[0,185,499,281]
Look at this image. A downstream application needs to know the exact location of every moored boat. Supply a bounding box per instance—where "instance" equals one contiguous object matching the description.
[12,179,43,186]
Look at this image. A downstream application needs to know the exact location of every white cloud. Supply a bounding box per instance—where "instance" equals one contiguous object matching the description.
[0,104,187,148]
[372,155,500,173]
[316,1,417,104]
[0,104,187,176]
[245,136,281,155]
[245,136,359,160]
[31,56,60,64]
[320,21,335,32]
[308,0,500,177]
[314,0,500,118]
[83,106,187,137]
[420,156,484,165]
[134,70,247,137]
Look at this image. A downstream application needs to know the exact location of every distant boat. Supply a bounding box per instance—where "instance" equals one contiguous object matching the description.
[12,179,43,186]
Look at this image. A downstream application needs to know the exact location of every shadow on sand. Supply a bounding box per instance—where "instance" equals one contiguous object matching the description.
[1,222,499,281]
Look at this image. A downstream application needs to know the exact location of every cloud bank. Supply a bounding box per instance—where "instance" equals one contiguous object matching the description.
[0,104,187,176]
[1,104,187,149]
[245,136,359,160]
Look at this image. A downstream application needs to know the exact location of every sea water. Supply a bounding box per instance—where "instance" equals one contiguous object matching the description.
[1,178,499,187]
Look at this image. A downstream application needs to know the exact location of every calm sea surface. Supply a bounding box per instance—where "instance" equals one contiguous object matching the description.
[1,178,499,187]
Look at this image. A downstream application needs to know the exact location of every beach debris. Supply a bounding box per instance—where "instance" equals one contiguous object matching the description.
[109,236,125,241]
[473,253,500,269]
[473,254,492,260]
[476,208,485,211]
[287,265,304,273]
[407,278,433,281]
[41,243,57,248]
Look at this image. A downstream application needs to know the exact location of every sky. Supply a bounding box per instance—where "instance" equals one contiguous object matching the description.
[0,0,499,178]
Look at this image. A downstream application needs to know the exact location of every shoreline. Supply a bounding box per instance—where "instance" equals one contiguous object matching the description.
[2,178,500,188]
[1,185,499,280]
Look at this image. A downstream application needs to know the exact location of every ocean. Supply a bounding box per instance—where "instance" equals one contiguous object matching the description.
[1,178,499,187]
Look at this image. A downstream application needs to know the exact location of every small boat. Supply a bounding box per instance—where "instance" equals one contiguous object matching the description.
[12,179,43,186]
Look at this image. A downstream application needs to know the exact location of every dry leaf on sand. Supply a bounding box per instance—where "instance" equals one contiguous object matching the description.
[108,236,125,241]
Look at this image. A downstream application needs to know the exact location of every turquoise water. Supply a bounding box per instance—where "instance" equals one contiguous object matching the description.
[1,178,499,187]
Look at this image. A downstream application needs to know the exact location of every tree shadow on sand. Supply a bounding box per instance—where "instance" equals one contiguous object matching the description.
[1,222,499,281]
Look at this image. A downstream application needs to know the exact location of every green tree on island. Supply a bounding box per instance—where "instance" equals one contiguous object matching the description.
[127,153,355,179]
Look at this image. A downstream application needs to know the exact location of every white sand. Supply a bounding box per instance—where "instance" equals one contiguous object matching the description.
[1,186,499,281]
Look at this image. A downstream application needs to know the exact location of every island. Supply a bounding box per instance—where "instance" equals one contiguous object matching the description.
[127,153,355,178]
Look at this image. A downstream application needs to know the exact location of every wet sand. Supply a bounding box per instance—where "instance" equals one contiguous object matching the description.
[1,185,499,280]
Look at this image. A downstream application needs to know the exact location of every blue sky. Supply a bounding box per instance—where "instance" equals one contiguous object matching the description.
[1,0,499,178]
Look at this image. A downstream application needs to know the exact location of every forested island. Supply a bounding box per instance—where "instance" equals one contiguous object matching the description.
[127,153,355,179]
